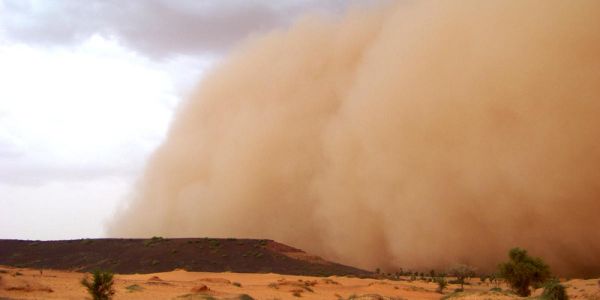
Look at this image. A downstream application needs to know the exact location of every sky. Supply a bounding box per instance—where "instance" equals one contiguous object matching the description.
[0,0,366,240]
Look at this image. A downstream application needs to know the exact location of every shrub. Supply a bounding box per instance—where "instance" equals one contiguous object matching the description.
[81,270,115,300]
[238,294,255,300]
[541,279,568,300]
[125,284,144,292]
[498,247,551,296]
[435,277,448,293]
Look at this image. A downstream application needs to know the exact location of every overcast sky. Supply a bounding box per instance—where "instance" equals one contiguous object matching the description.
[0,0,370,240]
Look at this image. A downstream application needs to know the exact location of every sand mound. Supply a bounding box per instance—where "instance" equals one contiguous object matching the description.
[146,275,173,286]
[343,294,404,300]
[198,277,231,284]
[2,277,53,293]
[268,278,317,294]
[190,283,210,293]
[321,278,340,285]
[147,275,163,281]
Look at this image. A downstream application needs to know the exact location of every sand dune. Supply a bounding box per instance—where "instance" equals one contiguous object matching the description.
[1,266,599,299]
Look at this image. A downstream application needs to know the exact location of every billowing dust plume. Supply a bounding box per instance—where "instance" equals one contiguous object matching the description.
[110,1,600,276]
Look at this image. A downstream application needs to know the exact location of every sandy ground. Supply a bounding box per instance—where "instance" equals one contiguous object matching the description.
[0,266,598,299]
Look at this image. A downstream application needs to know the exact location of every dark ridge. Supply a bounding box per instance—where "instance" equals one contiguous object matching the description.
[0,238,372,277]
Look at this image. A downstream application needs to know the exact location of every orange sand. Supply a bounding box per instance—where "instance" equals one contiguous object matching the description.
[1,266,598,299]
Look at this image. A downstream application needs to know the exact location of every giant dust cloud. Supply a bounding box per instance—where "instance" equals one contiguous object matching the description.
[109,1,600,276]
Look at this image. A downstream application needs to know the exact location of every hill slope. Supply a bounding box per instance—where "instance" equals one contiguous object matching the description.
[0,238,371,277]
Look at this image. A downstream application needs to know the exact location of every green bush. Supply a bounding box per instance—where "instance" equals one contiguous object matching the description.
[541,279,568,300]
[498,247,551,296]
[81,270,115,300]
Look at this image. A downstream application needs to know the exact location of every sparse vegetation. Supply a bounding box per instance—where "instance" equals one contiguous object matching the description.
[489,273,500,288]
[144,236,164,247]
[209,239,221,248]
[238,294,255,300]
[435,276,448,293]
[449,264,476,290]
[177,294,217,300]
[81,270,115,300]
[498,247,551,296]
[232,281,242,287]
[125,284,144,292]
[346,294,405,300]
[541,278,568,300]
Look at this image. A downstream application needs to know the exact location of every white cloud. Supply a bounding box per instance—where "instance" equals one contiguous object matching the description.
[0,178,131,240]
[0,35,205,176]
[0,35,212,238]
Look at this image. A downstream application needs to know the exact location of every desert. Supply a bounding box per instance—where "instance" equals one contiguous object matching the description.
[2,1,600,299]
[1,259,600,299]
[1,238,599,299]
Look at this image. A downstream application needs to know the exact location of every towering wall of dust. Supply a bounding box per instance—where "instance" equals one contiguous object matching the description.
[110,1,600,276]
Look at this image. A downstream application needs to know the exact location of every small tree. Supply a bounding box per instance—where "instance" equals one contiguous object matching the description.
[498,247,551,297]
[81,270,115,300]
[449,264,476,290]
[435,276,448,293]
[541,278,568,300]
